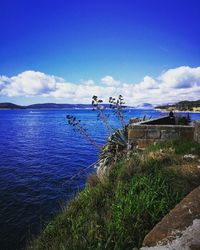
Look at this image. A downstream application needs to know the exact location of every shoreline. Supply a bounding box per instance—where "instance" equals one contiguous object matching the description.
[154,108,200,113]
[1,107,200,114]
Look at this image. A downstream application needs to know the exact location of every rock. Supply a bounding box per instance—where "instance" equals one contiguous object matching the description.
[140,219,200,250]
[183,154,197,159]
[142,186,200,247]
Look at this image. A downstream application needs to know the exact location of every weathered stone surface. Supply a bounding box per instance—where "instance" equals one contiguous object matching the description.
[128,123,198,149]
[146,129,161,139]
[141,125,190,129]
[128,129,145,139]
[143,186,200,247]
[161,130,179,140]
[194,121,200,132]
[137,139,155,149]
[180,130,195,140]
[129,125,147,129]
[141,219,200,250]
[194,121,200,143]
[195,135,200,144]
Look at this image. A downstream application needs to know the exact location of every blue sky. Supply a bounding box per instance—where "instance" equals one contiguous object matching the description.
[0,0,200,105]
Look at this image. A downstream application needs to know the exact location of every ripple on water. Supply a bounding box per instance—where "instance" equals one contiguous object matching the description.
[0,109,200,250]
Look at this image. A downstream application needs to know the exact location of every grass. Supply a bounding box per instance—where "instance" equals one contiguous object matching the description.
[28,139,200,250]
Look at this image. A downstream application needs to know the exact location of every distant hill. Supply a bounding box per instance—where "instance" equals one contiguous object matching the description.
[155,100,200,112]
[26,103,94,109]
[0,102,112,109]
[0,102,25,109]
[136,103,154,109]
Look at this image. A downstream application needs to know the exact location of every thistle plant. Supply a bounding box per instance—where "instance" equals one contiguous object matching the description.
[92,95,128,161]
[66,114,101,150]
[92,95,129,176]
[66,95,129,180]
[92,95,112,132]
[109,95,126,129]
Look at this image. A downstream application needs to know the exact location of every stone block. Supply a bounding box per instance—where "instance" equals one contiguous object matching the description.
[194,121,200,132]
[161,130,179,140]
[180,129,194,140]
[146,129,161,139]
[137,139,155,149]
[128,129,145,139]
[194,121,200,143]
[194,134,200,143]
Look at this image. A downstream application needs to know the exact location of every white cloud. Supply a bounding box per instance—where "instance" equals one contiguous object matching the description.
[0,66,200,106]
[101,75,120,86]
[134,76,158,90]
[159,66,200,89]
[0,71,59,97]
[81,79,95,86]
[0,76,9,91]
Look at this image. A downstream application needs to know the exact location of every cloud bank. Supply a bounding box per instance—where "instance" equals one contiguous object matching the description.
[0,66,200,106]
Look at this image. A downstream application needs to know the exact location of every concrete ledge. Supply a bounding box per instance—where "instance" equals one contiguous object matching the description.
[137,116,175,125]
[143,186,200,247]
[129,124,193,129]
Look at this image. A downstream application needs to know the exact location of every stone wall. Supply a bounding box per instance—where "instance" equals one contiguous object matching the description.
[128,124,195,149]
[194,121,200,143]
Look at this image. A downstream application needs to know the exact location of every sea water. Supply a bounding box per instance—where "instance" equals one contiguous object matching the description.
[0,109,199,250]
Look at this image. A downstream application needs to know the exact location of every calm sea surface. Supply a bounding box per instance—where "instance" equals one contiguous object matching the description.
[0,109,200,250]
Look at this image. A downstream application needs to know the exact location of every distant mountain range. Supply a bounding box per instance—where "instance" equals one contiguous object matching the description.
[0,102,96,109]
[0,102,132,109]
[1,101,199,111]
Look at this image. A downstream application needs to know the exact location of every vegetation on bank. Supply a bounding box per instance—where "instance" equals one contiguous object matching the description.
[155,99,200,112]
[28,139,200,250]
